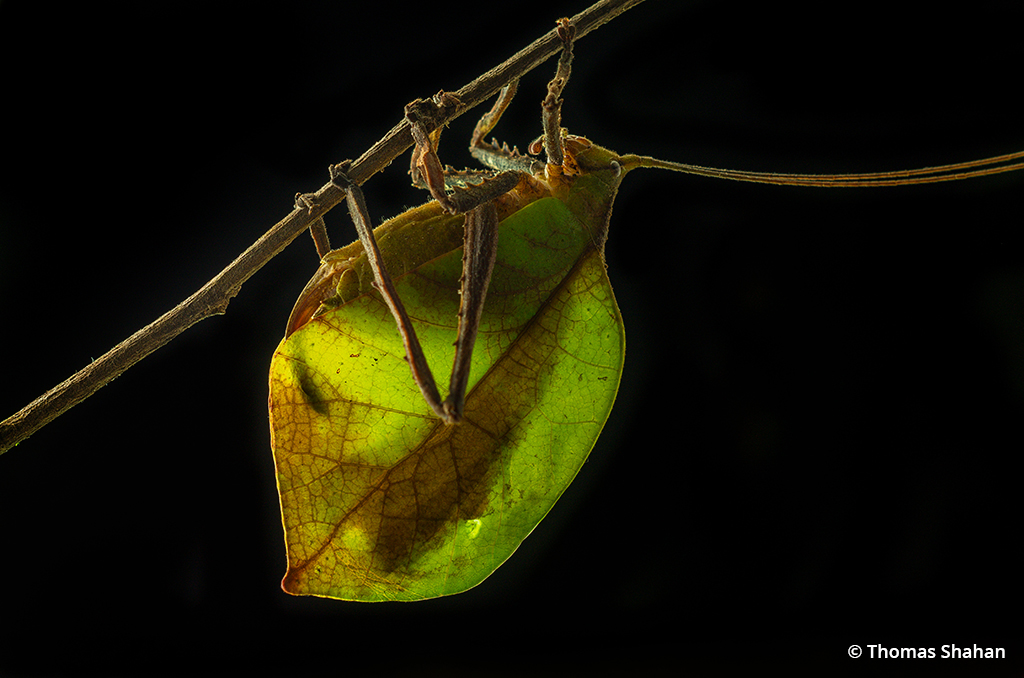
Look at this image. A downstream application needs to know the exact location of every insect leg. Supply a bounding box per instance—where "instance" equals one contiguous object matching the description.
[408,92,531,207]
[443,200,500,422]
[294,193,331,259]
[402,93,525,423]
[471,79,519,149]
[406,93,462,214]
[468,83,545,175]
[539,18,576,170]
[331,162,452,423]
[306,217,331,259]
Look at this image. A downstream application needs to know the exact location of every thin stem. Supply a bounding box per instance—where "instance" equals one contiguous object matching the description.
[0,0,647,454]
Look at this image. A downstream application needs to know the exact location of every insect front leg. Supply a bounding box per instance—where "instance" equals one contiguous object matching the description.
[467,18,576,176]
[538,18,575,170]
[467,82,545,175]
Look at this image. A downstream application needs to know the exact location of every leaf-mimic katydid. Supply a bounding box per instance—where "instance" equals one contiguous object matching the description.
[3,3,1023,672]
[267,18,1023,601]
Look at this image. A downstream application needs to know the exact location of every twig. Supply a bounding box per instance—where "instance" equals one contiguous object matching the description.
[0,0,646,454]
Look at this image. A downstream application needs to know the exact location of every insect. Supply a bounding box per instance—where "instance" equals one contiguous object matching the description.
[267,18,1023,602]
[1,4,1020,670]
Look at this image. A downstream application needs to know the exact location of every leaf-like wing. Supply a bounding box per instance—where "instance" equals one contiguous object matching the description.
[269,195,624,601]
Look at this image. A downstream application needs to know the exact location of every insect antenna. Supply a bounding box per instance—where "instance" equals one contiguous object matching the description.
[622,149,1024,187]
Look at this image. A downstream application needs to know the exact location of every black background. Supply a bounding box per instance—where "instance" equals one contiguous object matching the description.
[1,1,1022,675]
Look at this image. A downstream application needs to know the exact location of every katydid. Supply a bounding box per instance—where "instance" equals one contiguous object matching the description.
[267,18,1023,601]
